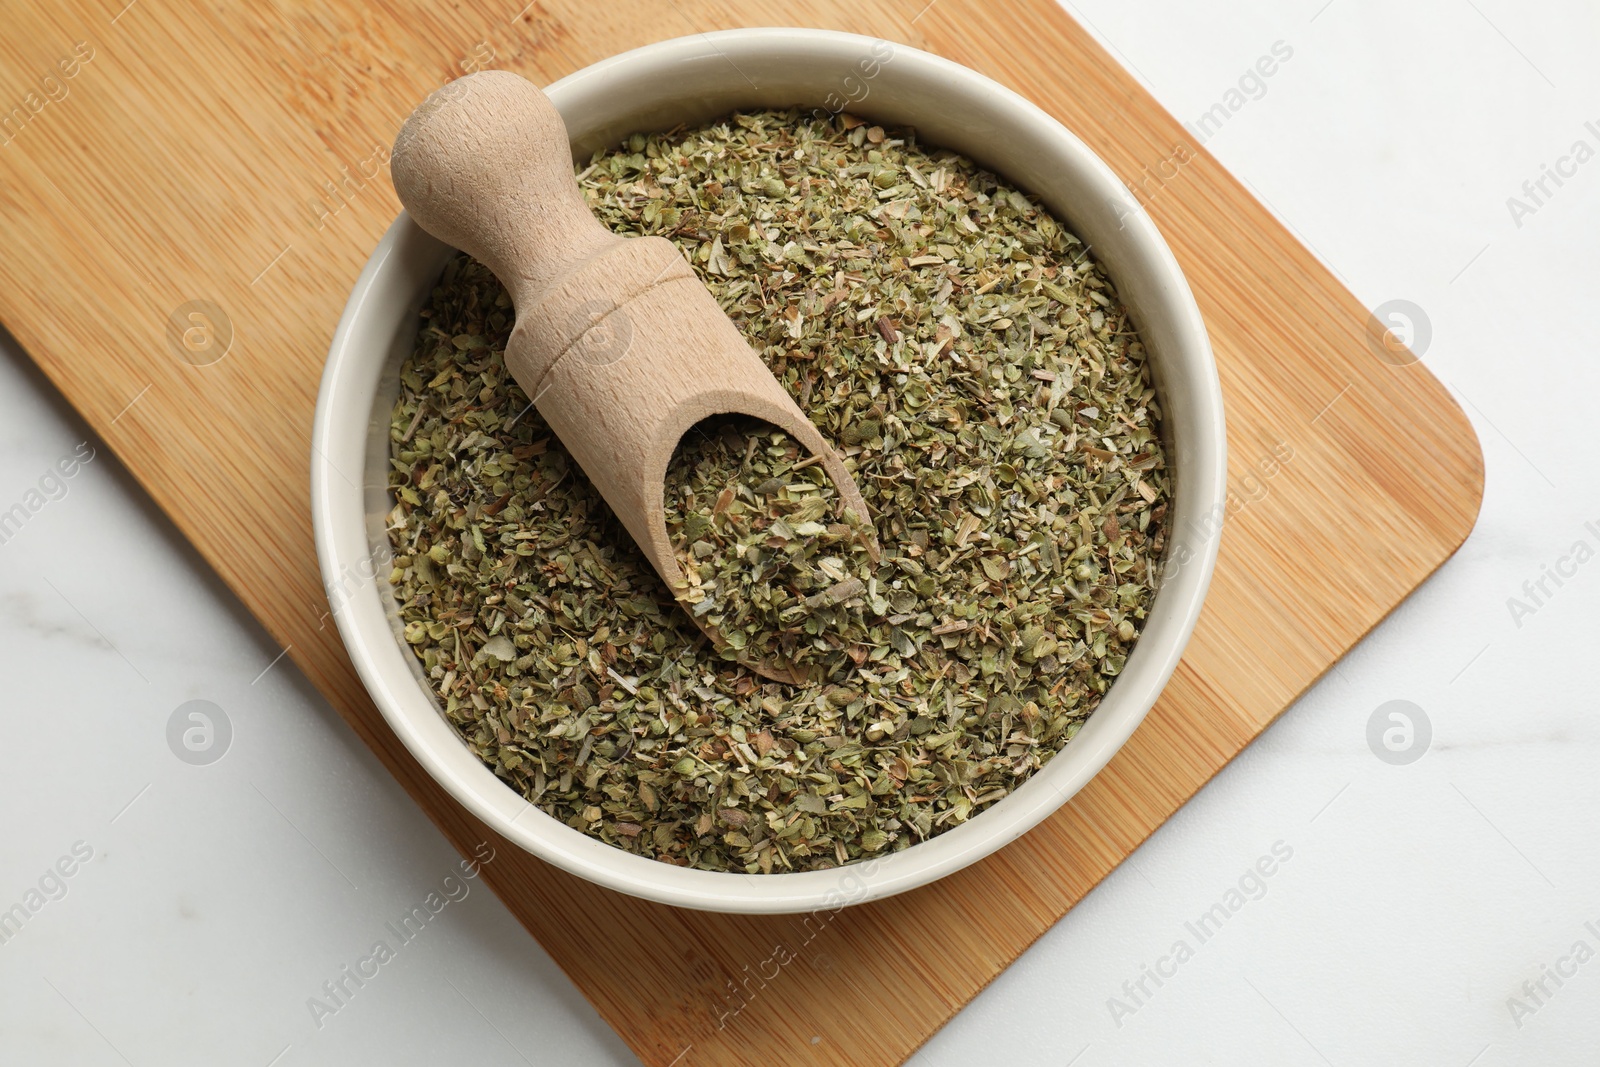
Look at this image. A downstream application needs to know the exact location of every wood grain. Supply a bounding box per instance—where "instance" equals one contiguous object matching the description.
[0,1,1482,1064]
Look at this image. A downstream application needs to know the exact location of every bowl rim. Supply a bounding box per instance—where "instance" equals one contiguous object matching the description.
[312,26,1227,914]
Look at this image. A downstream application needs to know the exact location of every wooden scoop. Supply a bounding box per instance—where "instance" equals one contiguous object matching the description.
[390,70,877,683]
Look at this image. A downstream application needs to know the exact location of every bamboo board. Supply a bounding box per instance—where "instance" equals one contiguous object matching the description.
[0,1,1483,1064]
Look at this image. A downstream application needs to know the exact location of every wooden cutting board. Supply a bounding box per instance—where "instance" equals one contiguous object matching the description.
[0,1,1482,1063]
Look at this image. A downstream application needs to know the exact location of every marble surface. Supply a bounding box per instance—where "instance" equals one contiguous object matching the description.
[2,1,1597,1063]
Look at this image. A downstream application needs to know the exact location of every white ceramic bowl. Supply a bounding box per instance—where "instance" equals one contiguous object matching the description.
[312,28,1226,914]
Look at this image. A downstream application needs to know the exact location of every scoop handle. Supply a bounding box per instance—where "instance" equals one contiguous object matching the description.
[391,72,880,683]
[390,70,617,304]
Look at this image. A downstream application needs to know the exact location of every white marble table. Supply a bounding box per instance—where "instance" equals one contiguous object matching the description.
[2,1,1596,1063]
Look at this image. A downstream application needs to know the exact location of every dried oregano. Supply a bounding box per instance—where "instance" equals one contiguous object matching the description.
[663,419,877,679]
[385,109,1169,874]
